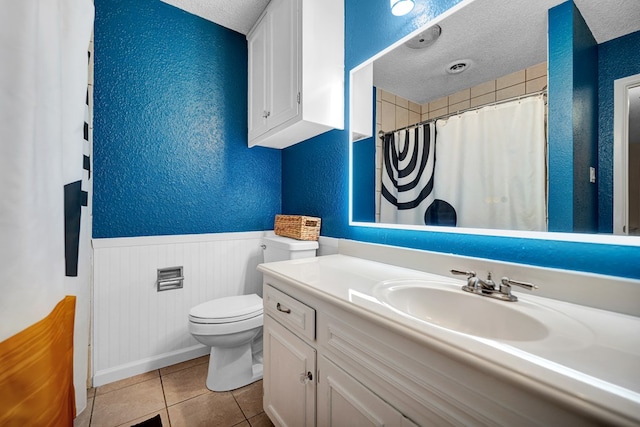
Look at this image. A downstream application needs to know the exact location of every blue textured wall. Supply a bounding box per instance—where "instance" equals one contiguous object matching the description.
[598,30,640,233]
[548,2,598,233]
[352,136,375,222]
[282,0,640,279]
[93,0,281,238]
[570,4,598,232]
[547,2,574,232]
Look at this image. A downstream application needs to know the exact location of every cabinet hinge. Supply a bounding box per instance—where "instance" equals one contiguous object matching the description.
[297,92,301,104]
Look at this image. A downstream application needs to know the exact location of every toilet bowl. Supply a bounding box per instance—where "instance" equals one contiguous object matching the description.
[188,294,264,391]
[188,235,318,392]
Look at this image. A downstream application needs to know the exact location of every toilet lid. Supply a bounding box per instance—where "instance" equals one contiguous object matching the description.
[189,294,263,323]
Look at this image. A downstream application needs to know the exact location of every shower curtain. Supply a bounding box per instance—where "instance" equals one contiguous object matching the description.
[434,95,546,231]
[380,124,437,225]
[0,0,94,424]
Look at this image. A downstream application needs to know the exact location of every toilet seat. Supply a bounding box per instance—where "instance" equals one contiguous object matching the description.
[189,294,263,324]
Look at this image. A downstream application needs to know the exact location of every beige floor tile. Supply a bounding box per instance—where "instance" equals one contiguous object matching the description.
[91,377,166,427]
[160,355,209,376]
[115,409,169,427]
[168,392,245,427]
[96,370,159,395]
[73,394,94,427]
[232,422,250,427]
[162,362,210,406]
[232,380,263,419]
[88,387,96,398]
[248,413,274,427]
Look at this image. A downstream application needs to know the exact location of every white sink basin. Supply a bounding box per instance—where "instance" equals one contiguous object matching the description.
[373,279,549,341]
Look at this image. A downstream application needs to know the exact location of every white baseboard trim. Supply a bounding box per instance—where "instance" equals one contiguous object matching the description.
[92,344,209,387]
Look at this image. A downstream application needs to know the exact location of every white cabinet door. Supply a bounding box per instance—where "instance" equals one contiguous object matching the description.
[247,0,342,148]
[264,315,316,427]
[247,0,299,143]
[247,12,269,140]
[266,0,299,129]
[318,356,411,427]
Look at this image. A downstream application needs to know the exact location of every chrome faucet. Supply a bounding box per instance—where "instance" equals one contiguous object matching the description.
[451,269,538,302]
[451,269,494,293]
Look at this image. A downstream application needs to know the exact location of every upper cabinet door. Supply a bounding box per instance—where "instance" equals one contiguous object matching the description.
[247,0,343,149]
[267,0,299,130]
[247,13,269,141]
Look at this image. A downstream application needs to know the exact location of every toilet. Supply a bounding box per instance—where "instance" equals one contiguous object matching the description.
[188,235,318,391]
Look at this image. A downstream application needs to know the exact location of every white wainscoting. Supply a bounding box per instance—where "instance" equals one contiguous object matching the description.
[92,231,267,386]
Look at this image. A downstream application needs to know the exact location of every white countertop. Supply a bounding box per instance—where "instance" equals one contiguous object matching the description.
[258,254,640,425]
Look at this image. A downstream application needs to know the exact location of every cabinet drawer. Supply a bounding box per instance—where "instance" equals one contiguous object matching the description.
[264,284,316,341]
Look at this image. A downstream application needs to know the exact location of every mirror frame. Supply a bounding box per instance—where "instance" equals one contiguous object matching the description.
[348,4,640,247]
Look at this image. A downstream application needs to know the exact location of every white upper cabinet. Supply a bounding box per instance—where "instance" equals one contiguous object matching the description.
[247,0,344,149]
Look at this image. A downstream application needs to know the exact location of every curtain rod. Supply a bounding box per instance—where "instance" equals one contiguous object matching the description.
[378,89,547,139]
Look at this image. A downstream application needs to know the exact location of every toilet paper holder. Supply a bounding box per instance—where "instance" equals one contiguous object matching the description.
[157,266,184,291]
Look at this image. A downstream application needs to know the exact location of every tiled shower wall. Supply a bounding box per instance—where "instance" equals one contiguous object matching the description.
[374,62,547,221]
[92,231,266,386]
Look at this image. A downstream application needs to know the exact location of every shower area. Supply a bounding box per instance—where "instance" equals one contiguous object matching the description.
[0,0,94,423]
[374,62,549,231]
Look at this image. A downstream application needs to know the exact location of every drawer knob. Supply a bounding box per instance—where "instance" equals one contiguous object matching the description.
[299,371,313,384]
[276,303,291,314]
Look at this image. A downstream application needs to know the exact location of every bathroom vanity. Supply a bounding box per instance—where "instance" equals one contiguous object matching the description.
[258,251,640,427]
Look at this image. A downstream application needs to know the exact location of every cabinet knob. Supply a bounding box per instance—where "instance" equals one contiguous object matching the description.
[299,371,313,384]
[263,110,271,118]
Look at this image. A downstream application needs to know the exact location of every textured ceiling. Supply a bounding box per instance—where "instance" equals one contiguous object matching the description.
[576,0,640,44]
[163,0,640,105]
[374,0,640,105]
[160,0,270,35]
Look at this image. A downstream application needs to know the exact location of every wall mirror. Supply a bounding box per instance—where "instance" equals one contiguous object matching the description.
[349,0,640,245]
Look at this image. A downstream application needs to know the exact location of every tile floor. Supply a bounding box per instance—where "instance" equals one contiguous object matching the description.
[74,356,274,427]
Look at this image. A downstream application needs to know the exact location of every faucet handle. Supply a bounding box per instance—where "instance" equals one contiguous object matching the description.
[500,277,538,291]
[494,277,538,302]
[452,270,482,294]
[450,269,476,278]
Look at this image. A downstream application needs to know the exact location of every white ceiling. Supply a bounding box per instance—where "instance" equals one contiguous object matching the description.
[160,0,640,42]
[161,0,640,106]
[576,0,640,44]
[160,0,270,35]
[373,0,640,105]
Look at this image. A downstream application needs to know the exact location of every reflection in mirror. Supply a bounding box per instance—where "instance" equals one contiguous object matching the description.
[350,0,640,242]
[615,75,640,236]
[376,76,547,231]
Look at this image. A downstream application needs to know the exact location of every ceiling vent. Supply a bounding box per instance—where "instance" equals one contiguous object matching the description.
[446,60,471,74]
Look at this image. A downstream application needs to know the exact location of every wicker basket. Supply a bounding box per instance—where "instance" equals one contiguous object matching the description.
[274,215,321,241]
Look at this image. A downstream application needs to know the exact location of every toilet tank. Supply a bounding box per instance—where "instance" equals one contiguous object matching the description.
[262,236,318,263]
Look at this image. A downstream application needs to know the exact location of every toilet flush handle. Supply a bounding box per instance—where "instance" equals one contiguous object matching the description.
[276,303,291,314]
